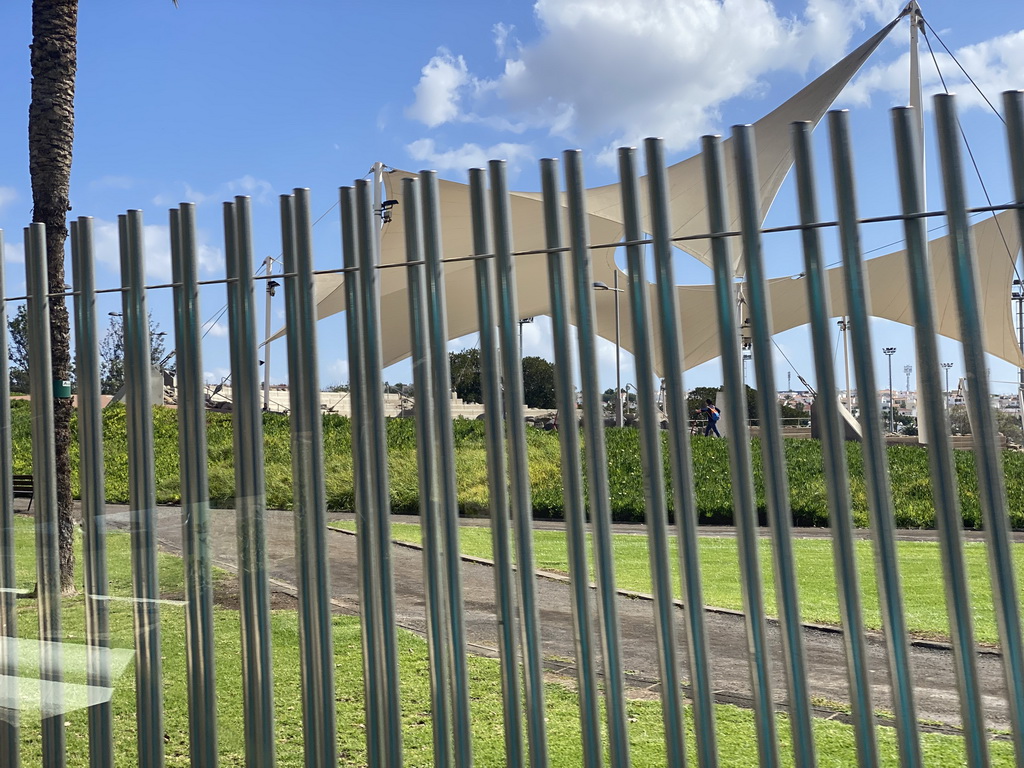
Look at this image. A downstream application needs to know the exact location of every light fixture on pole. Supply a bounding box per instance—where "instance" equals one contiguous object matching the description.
[837,317,852,409]
[1013,278,1024,389]
[904,364,914,428]
[263,255,280,412]
[940,362,953,404]
[883,347,896,433]
[518,316,534,352]
[593,275,623,427]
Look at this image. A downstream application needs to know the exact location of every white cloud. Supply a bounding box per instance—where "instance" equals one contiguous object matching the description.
[0,187,18,212]
[327,358,349,384]
[89,176,135,191]
[493,22,518,59]
[844,29,1024,112]
[204,367,231,386]
[406,50,472,127]
[406,138,534,172]
[153,175,276,207]
[91,218,221,281]
[2,240,24,265]
[226,175,275,203]
[203,321,228,338]
[404,0,911,154]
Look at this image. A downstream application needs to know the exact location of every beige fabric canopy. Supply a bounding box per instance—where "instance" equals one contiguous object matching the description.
[515,16,900,276]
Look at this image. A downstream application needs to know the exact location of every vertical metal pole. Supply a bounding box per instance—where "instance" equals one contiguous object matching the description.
[170,205,219,767]
[71,217,115,768]
[25,222,65,768]
[539,157,604,768]
[701,135,779,768]
[791,121,878,767]
[468,169,525,768]
[354,180,404,766]
[419,171,473,767]
[224,201,276,767]
[732,125,817,768]
[618,146,687,768]
[935,92,1024,764]
[888,355,894,433]
[907,3,930,447]
[563,149,632,768]
[645,137,718,768]
[119,210,164,768]
[842,319,852,409]
[908,1,925,192]
[0,230,19,768]
[892,105,988,767]
[402,177,455,768]
[614,271,622,427]
[281,189,339,767]
[1006,92,1024,393]
[263,255,273,412]
[489,159,550,768]
[829,108,922,768]
[339,186,385,768]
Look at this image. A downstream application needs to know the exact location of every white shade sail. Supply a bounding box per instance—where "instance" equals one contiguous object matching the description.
[267,13,1024,376]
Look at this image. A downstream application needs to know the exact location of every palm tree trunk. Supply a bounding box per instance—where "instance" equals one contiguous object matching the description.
[30,0,78,594]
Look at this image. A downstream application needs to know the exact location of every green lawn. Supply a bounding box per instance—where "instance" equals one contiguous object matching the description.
[5,518,1016,765]
[332,520,1024,645]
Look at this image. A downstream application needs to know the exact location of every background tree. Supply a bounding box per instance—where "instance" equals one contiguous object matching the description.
[99,315,168,395]
[521,356,556,409]
[30,0,79,592]
[8,304,30,394]
[449,348,482,403]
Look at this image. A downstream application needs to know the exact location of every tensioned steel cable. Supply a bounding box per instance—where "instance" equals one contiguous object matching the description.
[921,26,1021,286]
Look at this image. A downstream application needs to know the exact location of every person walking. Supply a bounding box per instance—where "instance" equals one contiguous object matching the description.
[700,399,721,437]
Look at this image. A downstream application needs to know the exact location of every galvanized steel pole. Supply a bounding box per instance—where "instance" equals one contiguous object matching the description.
[893,105,988,768]
[732,124,817,768]
[171,204,220,768]
[701,135,780,767]
[936,92,1024,765]
[71,217,115,767]
[119,211,164,768]
[0,230,20,768]
[830,109,922,768]
[224,200,277,767]
[468,168,525,768]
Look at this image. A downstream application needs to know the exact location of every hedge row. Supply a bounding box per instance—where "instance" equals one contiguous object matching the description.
[9,401,1024,528]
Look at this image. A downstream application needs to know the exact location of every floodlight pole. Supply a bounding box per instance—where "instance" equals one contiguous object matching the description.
[906,0,931,446]
[593,276,624,427]
[1014,278,1024,389]
[263,255,274,411]
[614,270,622,427]
[838,317,851,410]
[883,347,896,433]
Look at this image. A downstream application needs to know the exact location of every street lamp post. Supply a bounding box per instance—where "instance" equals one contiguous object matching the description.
[904,364,913,429]
[593,275,623,427]
[940,362,953,404]
[883,347,896,433]
[263,256,280,412]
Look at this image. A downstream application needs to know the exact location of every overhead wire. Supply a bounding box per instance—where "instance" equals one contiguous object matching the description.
[920,21,1022,286]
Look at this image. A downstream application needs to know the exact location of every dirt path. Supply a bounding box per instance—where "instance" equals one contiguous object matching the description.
[131,505,1012,733]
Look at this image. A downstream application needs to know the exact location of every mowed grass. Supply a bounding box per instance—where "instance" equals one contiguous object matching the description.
[332,520,1024,645]
[6,517,1017,765]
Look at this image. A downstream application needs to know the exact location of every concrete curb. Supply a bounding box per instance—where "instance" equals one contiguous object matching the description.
[328,525,1002,658]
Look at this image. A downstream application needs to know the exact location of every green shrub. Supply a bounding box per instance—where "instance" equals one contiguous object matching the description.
[10,401,1024,528]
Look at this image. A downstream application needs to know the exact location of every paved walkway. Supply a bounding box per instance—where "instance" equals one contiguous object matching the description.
[124,505,1014,732]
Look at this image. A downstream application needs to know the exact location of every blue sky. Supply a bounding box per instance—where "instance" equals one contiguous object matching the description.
[1,0,1022,397]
